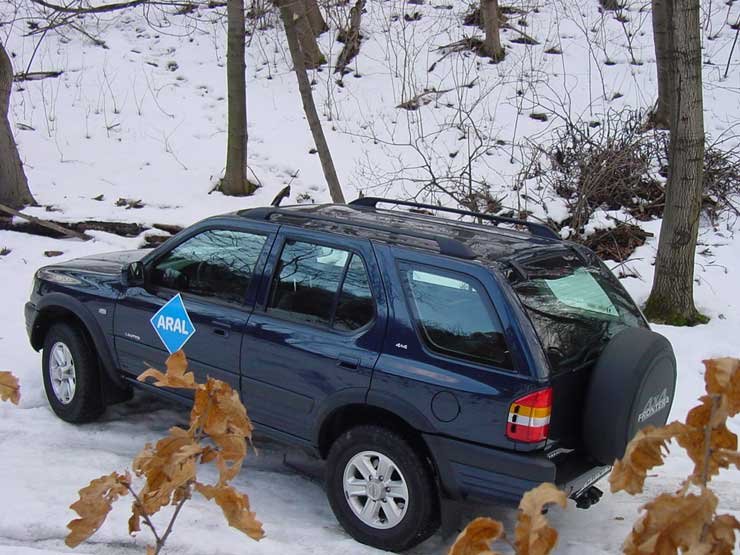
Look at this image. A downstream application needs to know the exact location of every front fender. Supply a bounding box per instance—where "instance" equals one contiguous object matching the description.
[33,293,125,388]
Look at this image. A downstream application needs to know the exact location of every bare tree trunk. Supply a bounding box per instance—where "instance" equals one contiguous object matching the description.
[277,0,344,203]
[304,0,328,35]
[480,0,505,62]
[0,43,36,209]
[222,0,255,196]
[644,0,706,325]
[291,0,325,69]
[650,0,673,129]
[335,0,365,74]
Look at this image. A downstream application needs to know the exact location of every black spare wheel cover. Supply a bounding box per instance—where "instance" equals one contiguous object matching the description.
[582,327,677,465]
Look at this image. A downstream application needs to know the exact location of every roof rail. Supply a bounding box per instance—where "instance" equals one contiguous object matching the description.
[349,197,561,241]
[239,206,477,260]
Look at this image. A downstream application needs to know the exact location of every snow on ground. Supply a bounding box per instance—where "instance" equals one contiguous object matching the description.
[1,0,739,552]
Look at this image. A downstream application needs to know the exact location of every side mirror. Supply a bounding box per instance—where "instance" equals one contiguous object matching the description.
[122,261,145,287]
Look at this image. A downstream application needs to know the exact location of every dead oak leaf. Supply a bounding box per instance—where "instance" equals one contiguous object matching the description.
[610,422,687,495]
[676,398,737,485]
[66,471,130,548]
[514,483,567,555]
[694,514,740,555]
[138,350,197,390]
[448,517,505,555]
[0,371,20,404]
[195,482,264,540]
[703,358,740,417]
[623,490,716,555]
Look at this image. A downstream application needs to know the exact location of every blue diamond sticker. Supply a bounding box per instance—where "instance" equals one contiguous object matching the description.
[150,293,196,354]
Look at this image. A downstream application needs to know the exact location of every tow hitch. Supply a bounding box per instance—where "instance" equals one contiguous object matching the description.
[572,486,603,509]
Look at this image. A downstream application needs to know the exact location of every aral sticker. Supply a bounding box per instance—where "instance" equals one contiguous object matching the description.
[150,293,196,354]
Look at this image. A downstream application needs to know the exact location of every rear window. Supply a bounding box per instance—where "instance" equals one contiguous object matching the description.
[506,252,646,373]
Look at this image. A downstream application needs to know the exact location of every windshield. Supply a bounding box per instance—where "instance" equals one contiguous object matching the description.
[506,252,646,373]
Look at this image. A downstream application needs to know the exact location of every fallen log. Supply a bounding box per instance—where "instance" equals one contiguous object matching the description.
[0,204,92,241]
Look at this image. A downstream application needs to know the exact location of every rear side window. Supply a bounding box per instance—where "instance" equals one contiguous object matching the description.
[149,228,267,303]
[268,240,374,330]
[401,264,511,369]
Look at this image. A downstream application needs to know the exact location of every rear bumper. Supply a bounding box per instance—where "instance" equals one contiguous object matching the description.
[424,434,610,504]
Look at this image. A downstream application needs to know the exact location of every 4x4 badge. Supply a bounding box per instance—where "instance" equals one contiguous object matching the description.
[637,388,670,423]
[395,343,408,350]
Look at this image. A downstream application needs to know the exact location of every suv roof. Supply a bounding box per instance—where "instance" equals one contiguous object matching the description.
[236,197,564,264]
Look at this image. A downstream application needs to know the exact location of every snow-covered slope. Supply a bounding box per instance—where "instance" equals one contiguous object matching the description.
[1,0,739,552]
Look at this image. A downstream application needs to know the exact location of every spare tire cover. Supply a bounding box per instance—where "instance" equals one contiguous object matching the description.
[582,327,676,465]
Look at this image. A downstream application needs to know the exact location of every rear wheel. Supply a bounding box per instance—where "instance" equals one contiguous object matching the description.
[326,425,439,552]
[42,323,105,423]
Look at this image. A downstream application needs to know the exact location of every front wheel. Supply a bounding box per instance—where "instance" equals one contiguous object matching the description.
[42,323,104,423]
[326,425,440,552]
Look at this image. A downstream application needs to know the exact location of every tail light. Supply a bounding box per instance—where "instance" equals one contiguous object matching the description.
[506,388,552,443]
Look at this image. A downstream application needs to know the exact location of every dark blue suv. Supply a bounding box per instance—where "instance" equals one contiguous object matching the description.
[25,198,677,551]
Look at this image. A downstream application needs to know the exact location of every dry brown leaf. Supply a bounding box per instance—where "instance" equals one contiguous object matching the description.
[66,471,130,548]
[191,378,253,483]
[138,350,198,390]
[676,397,738,485]
[0,371,20,405]
[514,483,567,555]
[130,427,200,521]
[610,422,687,495]
[694,514,740,555]
[703,358,740,417]
[623,490,717,555]
[448,517,504,555]
[146,547,155,555]
[195,482,264,540]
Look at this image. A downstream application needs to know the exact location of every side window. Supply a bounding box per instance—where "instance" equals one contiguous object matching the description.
[334,255,374,331]
[149,229,267,304]
[268,240,374,330]
[401,264,512,369]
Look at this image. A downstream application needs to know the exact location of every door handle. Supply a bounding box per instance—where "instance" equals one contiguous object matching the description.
[337,356,360,370]
[212,320,232,338]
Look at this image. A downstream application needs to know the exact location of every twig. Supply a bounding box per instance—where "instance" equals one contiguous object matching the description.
[156,484,192,554]
[30,0,146,14]
[124,484,163,545]
[724,24,739,80]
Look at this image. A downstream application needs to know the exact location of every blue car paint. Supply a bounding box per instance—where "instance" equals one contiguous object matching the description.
[25,208,612,506]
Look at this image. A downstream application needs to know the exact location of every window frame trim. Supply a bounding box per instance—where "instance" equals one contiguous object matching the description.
[263,237,378,335]
[144,224,271,308]
[397,260,515,372]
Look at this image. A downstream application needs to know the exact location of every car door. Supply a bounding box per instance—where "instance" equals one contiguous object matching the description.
[240,229,387,440]
[114,222,276,395]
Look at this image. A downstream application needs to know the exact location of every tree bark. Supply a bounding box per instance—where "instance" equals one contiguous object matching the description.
[480,0,505,62]
[650,0,673,129]
[644,0,706,325]
[278,0,345,203]
[304,0,328,35]
[222,0,255,196]
[335,0,365,74]
[291,0,325,69]
[0,43,36,209]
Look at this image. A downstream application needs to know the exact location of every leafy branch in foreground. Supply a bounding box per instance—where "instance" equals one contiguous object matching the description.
[65,351,264,554]
[610,357,740,554]
[448,482,567,555]
[0,371,20,405]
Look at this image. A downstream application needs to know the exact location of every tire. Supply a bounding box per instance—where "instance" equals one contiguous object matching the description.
[42,322,105,423]
[582,327,677,465]
[326,425,440,552]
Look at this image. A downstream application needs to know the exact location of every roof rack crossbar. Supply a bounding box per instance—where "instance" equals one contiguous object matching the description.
[349,197,561,241]
[239,207,477,260]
